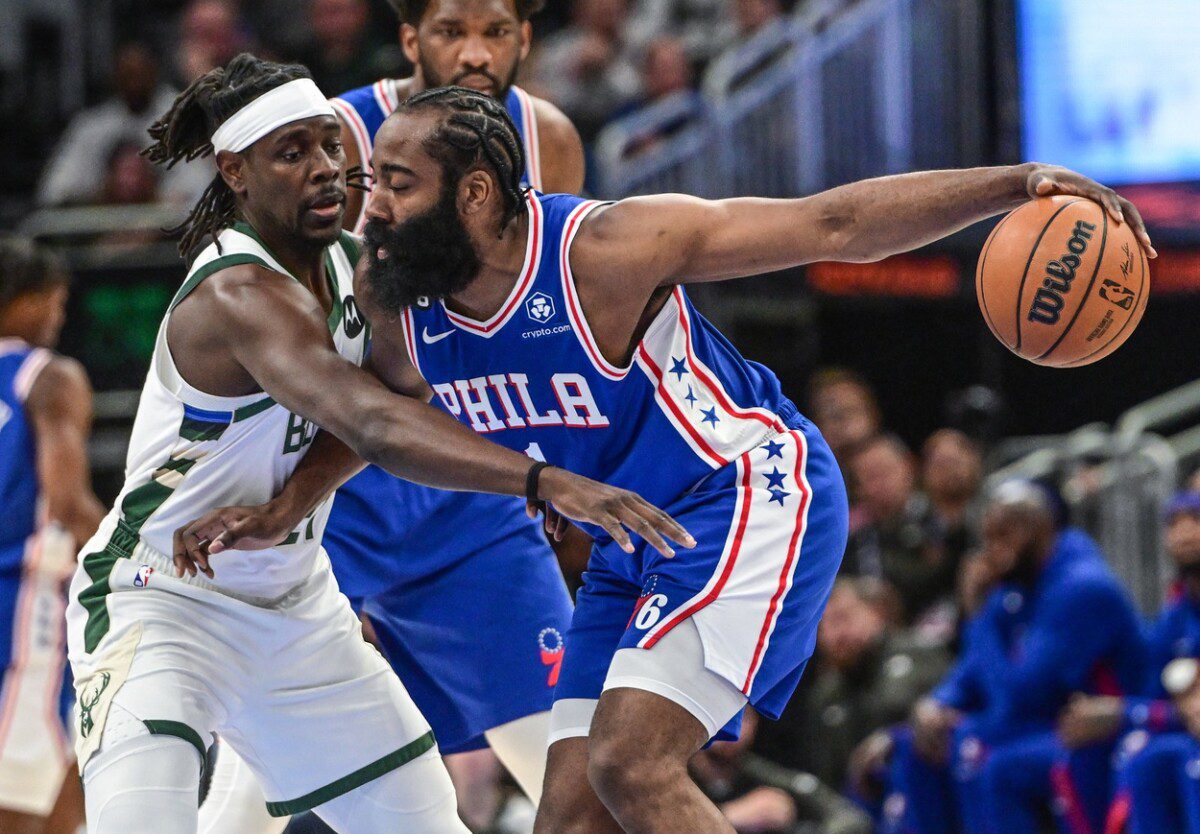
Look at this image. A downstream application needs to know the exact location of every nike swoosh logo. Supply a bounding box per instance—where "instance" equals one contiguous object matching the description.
[422,327,456,344]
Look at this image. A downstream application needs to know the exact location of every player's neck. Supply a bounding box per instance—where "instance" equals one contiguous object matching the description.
[240,215,329,291]
[445,212,530,320]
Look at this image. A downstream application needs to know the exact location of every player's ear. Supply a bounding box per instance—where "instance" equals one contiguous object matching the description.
[459,169,492,217]
[215,150,247,197]
[400,23,420,66]
[518,21,532,61]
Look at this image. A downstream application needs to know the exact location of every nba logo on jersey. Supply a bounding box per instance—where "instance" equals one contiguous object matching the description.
[526,292,555,324]
[134,564,155,588]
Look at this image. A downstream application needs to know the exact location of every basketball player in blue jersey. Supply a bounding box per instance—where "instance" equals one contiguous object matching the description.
[178,88,1153,832]
[333,0,583,232]
[0,236,103,834]
[193,6,587,829]
[327,0,585,793]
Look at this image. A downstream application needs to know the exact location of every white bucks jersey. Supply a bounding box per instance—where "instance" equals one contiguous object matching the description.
[98,224,367,599]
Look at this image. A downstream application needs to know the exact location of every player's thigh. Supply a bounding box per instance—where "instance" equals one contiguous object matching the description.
[596,617,746,757]
[312,746,468,834]
[230,565,437,818]
[549,564,641,746]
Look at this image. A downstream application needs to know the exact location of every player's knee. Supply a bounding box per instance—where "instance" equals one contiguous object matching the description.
[587,731,680,807]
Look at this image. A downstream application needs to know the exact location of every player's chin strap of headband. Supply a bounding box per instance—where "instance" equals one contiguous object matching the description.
[210,79,336,154]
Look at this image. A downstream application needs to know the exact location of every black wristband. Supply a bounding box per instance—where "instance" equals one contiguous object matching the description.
[526,461,552,503]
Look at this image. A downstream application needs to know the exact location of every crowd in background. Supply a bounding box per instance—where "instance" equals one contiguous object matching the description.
[21,0,837,215]
[8,2,1200,833]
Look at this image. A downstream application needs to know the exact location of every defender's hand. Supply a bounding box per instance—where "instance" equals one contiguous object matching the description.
[1024,163,1155,258]
[537,467,696,559]
[172,503,296,578]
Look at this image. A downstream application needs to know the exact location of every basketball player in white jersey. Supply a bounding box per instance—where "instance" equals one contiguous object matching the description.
[65,55,690,834]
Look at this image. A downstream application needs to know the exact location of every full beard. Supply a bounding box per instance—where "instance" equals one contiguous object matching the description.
[361,185,481,316]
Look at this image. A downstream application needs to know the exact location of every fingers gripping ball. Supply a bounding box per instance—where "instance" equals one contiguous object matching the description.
[976,195,1150,367]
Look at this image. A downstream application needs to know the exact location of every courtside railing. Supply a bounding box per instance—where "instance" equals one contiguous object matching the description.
[594,0,985,200]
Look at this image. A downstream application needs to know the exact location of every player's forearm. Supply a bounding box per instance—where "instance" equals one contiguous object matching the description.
[800,163,1035,264]
[266,429,366,528]
[337,391,534,497]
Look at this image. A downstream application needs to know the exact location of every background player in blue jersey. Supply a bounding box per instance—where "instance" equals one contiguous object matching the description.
[882,483,1146,834]
[326,0,587,796]
[1058,491,1200,834]
[333,0,584,232]
[177,88,1153,833]
[0,236,104,834]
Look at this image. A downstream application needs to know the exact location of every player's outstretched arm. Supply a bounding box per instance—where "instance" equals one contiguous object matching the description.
[171,268,694,575]
[25,356,106,547]
[576,163,1154,294]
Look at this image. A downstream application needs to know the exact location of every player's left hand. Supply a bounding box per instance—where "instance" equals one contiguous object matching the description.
[527,499,572,542]
[1057,693,1123,748]
[172,503,296,578]
[1024,163,1156,258]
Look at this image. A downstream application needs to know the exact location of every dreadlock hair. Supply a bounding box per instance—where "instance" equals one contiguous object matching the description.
[0,235,69,312]
[398,86,528,233]
[386,0,545,25]
[142,53,317,257]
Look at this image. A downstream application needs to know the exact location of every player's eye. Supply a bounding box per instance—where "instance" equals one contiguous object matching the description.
[487,26,510,37]
[281,149,302,162]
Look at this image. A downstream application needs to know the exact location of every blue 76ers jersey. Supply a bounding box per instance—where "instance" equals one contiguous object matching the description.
[332,80,543,232]
[402,192,802,529]
[0,340,49,574]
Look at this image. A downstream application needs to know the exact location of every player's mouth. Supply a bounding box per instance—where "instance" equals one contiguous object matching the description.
[454,74,497,95]
[305,191,345,222]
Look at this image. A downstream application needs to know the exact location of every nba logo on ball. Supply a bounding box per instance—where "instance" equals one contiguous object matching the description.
[526,292,555,324]
[134,564,155,588]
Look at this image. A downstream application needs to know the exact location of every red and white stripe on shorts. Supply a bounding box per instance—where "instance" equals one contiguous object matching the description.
[637,429,813,695]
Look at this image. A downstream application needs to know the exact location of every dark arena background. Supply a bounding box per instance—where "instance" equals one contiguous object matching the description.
[3,0,1200,832]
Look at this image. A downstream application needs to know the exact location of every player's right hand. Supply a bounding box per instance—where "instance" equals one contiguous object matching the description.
[535,467,696,559]
[172,503,297,578]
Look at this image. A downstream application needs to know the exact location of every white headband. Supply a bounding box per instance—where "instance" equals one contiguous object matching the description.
[210,79,336,153]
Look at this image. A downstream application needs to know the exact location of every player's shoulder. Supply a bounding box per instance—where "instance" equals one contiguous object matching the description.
[526,93,580,147]
[24,353,90,412]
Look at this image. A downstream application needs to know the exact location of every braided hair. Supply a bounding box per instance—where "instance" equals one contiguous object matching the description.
[398,86,528,233]
[142,54,316,256]
[386,0,545,25]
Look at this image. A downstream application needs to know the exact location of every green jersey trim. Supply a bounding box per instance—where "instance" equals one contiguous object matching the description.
[79,432,204,652]
[170,254,273,311]
[265,731,437,817]
[143,720,211,772]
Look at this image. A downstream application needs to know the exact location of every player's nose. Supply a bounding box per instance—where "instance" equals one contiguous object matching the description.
[364,188,391,223]
[458,35,492,69]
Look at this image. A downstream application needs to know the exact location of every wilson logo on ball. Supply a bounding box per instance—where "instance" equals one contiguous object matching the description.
[1027,220,1097,325]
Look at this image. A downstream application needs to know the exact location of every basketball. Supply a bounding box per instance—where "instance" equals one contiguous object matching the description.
[976,195,1150,367]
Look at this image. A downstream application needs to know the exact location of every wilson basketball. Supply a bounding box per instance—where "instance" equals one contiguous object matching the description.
[976,195,1149,367]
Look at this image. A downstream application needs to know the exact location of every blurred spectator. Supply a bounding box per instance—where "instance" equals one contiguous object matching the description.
[1059,491,1200,834]
[762,578,949,796]
[300,0,402,94]
[921,429,983,535]
[526,0,641,140]
[842,434,962,629]
[642,36,694,103]
[102,143,159,206]
[732,0,786,38]
[176,0,252,84]
[1189,468,1200,493]
[625,0,732,63]
[690,710,873,834]
[882,483,1146,834]
[807,368,881,467]
[37,43,177,207]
